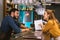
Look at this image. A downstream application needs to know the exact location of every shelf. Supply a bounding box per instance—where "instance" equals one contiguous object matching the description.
[51,2,60,4]
[3,0,14,17]
[46,2,60,4]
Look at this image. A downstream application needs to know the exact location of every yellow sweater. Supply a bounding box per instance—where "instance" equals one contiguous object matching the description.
[42,20,60,37]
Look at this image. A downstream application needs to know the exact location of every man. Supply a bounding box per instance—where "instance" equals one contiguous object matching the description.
[0,8,29,40]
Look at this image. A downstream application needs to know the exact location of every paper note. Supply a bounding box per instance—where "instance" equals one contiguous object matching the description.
[34,19,43,30]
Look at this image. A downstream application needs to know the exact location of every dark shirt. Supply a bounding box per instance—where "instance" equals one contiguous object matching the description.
[0,16,21,34]
[14,20,21,27]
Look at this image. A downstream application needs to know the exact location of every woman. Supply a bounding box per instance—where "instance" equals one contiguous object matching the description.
[41,9,60,40]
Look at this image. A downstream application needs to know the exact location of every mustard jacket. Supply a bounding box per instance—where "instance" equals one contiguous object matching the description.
[42,20,60,37]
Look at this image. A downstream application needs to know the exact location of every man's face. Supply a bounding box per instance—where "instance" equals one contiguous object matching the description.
[14,11,19,19]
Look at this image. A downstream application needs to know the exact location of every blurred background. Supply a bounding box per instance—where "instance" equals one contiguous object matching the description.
[0,0,60,27]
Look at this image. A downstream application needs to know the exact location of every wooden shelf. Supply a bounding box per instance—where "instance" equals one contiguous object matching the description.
[3,0,14,17]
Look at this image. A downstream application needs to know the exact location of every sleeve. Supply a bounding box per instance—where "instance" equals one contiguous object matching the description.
[42,20,53,32]
[17,22,21,27]
[8,17,21,33]
[15,21,20,27]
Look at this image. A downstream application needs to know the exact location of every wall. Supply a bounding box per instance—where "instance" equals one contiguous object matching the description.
[0,0,3,26]
[46,3,60,22]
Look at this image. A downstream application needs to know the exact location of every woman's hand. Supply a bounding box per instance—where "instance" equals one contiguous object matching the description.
[39,23,43,28]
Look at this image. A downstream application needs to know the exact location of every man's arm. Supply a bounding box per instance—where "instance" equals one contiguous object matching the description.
[8,17,21,33]
[20,24,28,29]
[8,17,30,33]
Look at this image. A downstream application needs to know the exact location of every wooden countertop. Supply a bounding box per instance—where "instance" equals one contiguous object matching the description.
[11,31,42,40]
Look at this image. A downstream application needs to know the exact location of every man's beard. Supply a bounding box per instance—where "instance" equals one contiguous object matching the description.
[13,16,18,20]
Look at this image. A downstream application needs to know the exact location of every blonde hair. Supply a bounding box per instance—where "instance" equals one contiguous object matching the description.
[46,9,59,23]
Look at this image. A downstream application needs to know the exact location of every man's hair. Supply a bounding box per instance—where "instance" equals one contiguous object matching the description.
[9,8,19,15]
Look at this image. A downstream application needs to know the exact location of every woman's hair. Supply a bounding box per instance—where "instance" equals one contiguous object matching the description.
[46,9,59,23]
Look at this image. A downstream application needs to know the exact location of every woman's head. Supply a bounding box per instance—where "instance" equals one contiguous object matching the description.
[43,9,56,21]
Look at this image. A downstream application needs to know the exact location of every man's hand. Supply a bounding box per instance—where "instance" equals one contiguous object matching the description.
[25,28,30,31]
[29,28,32,30]
[21,29,30,32]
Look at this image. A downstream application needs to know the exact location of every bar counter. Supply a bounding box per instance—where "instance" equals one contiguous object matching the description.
[11,31,42,40]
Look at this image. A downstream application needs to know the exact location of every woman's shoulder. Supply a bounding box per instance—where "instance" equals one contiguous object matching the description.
[48,19,54,22]
[48,19,54,24]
